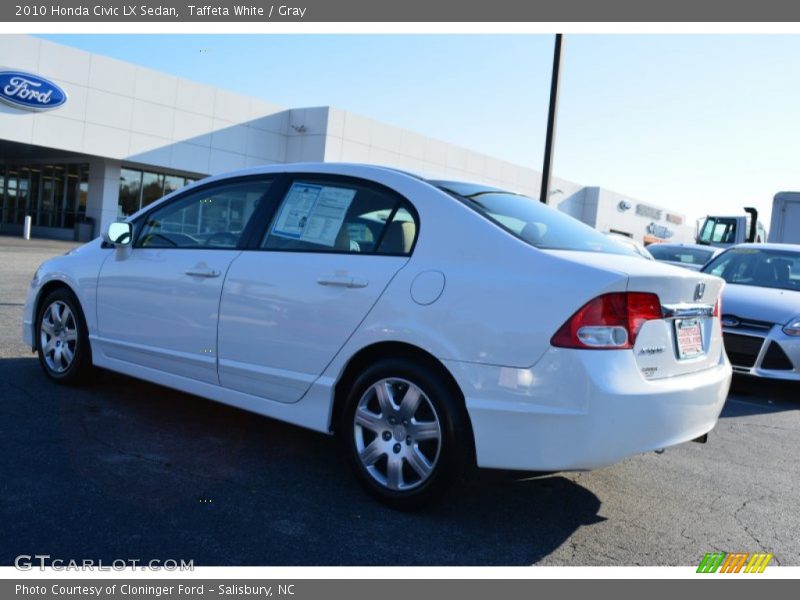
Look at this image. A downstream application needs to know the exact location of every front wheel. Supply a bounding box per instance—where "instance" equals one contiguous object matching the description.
[341,359,472,508]
[36,288,92,384]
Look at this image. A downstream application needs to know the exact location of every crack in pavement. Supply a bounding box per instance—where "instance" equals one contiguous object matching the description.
[732,493,781,563]
[734,422,796,433]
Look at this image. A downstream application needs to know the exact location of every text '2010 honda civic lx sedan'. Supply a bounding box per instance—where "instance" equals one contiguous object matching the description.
[23,163,732,507]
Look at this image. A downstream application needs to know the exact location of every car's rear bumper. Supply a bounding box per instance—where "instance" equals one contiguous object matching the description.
[444,347,731,471]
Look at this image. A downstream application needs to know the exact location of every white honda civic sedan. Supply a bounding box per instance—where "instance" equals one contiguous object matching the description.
[23,163,731,506]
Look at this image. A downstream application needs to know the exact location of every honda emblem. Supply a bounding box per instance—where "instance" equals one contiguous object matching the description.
[694,282,706,301]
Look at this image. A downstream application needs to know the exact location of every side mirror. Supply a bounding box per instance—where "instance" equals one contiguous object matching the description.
[105,222,132,246]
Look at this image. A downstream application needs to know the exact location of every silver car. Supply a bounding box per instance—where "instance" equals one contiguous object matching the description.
[702,244,800,380]
[605,233,654,260]
[649,243,723,271]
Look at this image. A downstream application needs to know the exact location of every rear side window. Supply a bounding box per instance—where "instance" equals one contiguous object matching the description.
[433,180,636,256]
[262,179,418,255]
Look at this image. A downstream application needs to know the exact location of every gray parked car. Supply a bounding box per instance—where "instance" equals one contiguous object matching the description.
[605,233,654,260]
[702,244,800,380]
[649,243,722,271]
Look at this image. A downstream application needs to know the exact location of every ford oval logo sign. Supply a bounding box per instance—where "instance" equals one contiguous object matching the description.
[721,316,740,328]
[0,71,67,112]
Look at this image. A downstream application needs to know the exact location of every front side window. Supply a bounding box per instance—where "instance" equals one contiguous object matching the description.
[138,178,272,249]
[698,217,738,244]
[261,179,418,255]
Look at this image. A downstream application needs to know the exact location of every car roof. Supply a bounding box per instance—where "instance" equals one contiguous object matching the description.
[123,162,497,223]
[200,161,418,179]
[727,243,800,252]
[186,162,512,197]
[650,243,719,251]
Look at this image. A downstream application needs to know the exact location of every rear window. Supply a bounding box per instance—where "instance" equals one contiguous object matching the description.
[649,245,713,265]
[432,180,637,256]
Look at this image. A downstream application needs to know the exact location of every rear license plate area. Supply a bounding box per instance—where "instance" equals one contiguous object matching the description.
[675,318,704,359]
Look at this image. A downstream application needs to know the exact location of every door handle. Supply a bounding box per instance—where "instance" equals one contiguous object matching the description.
[317,277,368,289]
[185,269,221,278]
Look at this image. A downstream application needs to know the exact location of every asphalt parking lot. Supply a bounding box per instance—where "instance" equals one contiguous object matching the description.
[1,234,798,566]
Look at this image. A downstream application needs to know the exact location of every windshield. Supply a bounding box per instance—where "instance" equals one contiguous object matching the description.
[649,245,714,265]
[702,247,800,292]
[698,217,739,244]
[432,180,637,256]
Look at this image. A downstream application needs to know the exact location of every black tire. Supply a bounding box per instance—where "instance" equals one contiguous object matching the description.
[340,358,472,508]
[36,287,93,385]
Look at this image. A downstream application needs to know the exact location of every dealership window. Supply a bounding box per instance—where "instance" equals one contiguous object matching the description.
[119,168,142,217]
[163,174,185,197]
[141,171,164,208]
[0,162,88,230]
[117,167,198,218]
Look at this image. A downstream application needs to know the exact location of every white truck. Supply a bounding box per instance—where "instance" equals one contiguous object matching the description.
[696,207,766,248]
[768,192,800,244]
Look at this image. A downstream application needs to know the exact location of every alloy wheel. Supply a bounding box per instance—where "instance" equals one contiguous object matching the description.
[40,300,78,374]
[353,377,442,491]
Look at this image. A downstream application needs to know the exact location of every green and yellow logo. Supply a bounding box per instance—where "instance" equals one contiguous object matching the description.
[697,552,773,573]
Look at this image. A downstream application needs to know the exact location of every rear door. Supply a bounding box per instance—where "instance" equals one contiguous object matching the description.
[218,175,418,403]
[95,176,273,383]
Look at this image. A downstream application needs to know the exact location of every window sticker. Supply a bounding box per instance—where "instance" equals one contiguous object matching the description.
[271,183,356,247]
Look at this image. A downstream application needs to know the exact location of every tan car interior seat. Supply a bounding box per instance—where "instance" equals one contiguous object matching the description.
[380,220,416,254]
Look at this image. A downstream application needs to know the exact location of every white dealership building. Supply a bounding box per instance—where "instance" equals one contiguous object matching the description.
[0,34,694,243]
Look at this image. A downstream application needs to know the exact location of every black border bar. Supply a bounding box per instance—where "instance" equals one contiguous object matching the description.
[4,0,800,22]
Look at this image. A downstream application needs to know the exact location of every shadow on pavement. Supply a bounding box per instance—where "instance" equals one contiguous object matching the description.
[721,375,799,419]
[0,357,603,566]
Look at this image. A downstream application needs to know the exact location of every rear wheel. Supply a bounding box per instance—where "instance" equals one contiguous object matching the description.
[36,288,92,384]
[341,359,471,508]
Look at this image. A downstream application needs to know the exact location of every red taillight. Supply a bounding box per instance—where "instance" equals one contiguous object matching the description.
[713,297,721,318]
[551,292,662,350]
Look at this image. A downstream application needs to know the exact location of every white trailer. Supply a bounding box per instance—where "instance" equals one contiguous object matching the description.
[769,192,800,244]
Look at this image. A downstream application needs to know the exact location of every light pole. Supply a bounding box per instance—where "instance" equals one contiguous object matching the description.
[540,33,563,204]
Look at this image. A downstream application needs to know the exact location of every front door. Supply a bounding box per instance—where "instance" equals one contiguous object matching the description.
[95,176,274,384]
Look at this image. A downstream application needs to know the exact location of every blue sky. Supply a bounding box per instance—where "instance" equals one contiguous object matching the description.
[42,34,800,224]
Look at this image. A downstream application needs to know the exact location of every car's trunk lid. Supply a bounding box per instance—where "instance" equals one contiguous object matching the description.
[547,251,725,380]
